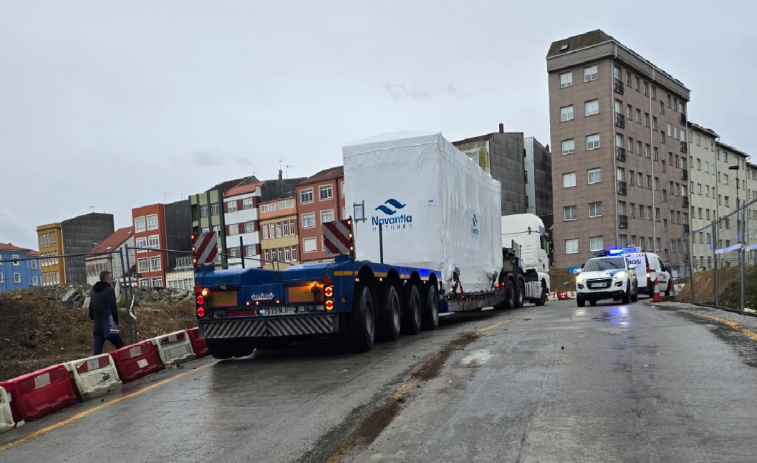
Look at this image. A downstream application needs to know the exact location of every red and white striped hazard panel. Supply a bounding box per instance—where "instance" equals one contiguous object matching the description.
[323,220,353,255]
[192,232,218,266]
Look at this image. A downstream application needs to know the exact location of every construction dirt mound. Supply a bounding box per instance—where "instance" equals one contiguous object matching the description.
[0,291,197,382]
[675,266,757,310]
[549,267,578,292]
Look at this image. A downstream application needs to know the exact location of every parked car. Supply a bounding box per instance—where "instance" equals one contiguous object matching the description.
[575,255,638,306]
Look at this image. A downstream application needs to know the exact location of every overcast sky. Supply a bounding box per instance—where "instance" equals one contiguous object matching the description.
[1,0,754,250]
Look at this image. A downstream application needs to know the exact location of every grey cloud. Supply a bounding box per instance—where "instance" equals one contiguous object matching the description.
[0,209,37,248]
[193,150,226,166]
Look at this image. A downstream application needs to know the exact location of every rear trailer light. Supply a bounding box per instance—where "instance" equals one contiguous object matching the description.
[324,286,333,298]
[197,307,206,318]
[325,300,334,311]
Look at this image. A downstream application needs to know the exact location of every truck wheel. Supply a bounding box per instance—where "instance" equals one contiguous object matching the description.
[401,285,422,335]
[377,285,401,342]
[347,284,376,351]
[534,282,547,306]
[515,279,525,308]
[622,283,631,304]
[207,339,235,360]
[421,284,439,330]
[501,278,516,310]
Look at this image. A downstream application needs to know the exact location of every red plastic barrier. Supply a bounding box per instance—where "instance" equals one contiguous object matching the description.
[0,365,78,422]
[557,292,569,300]
[110,340,164,384]
[187,327,209,359]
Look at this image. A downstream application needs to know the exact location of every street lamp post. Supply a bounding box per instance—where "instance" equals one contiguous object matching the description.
[728,164,744,314]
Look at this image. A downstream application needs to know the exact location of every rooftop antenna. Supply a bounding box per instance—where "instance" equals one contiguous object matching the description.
[286,164,294,178]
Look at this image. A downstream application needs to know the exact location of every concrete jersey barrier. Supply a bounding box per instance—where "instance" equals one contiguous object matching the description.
[152,331,196,366]
[0,386,14,433]
[64,354,122,401]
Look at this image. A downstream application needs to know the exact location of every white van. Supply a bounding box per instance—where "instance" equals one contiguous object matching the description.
[624,251,672,296]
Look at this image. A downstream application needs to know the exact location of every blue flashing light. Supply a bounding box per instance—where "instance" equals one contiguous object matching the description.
[607,248,624,256]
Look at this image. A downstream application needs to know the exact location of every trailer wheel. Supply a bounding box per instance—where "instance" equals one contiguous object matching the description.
[401,285,422,335]
[515,278,525,309]
[534,281,547,306]
[207,339,250,359]
[377,285,401,342]
[347,284,376,351]
[421,284,439,330]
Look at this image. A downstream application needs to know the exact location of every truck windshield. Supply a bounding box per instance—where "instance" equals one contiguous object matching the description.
[583,257,626,272]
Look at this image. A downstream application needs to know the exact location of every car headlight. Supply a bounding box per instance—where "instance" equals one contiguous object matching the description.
[576,276,585,284]
[613,271,627,280]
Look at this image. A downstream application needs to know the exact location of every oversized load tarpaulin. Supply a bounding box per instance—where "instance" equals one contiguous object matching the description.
[343,131,503,294]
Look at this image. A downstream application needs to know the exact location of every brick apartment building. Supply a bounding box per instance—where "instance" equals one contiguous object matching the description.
[296,166,346,263]
[547,30,690,271]
[223,182,263,268]
[260,194,299,269]
[132,200,191,287]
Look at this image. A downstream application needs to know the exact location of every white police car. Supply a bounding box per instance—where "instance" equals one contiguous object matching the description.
[575,253,638,307]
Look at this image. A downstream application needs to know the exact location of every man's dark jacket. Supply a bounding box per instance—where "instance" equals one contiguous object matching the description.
[89,282,119,336]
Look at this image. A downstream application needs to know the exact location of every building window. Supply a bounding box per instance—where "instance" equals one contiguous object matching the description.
[319,185,333,201]
[587,168,601,184]
[644,113,649,127]
[300,188,314,204]
[148,235,160,249]
[0,274,4,283]
[303,238,317,253]
[635,108,641,123]
[660,101,665,114]
[199,205,208,218]
[643,81,649,95]
[566,239,579,254]
[584,99,599,116]
[151,277,163,288]
[586,134,600,150]
[321,209,335,224]
[560,72,573,88]
[264,249,270,262]
[279,200,294,210]
[245,221,255,234]
[302,213,316,229]
[136,237,147,252]
[262,224,269,239]
[289,219,296,236]
[590,236,603,252]
[31,259,37,270]
[589,202,602,218]
[661,131,666,144]
[645,144,650,158]
[655,208,661,221]
[564,205,577,221]
[261,203,276,213]
[210,203,220,216]
[634,76,640,91]
[646,175,652,189]
[663,219,668,231]
[268,223,275,238]
[647,207,653,220]
[150,256,161,271]
[626,104,632,118]
[135,217,146,233]
[229,247,240,258]
[146,214,159,230]
[291,246,298,262]
[560,105,574,122]
[283,247,290,262]
[11,255,19,266]
[276,222,282,238]
[238,198,251,210]
[138,258,148,273]
[637,141,642,155]
[32,276,38,286]
[13,273,21,284]
[563,172,576,188]
[584,65,598,82]
[229,224,239,235]
[283,221,290,236]
[561,139,575,155]
[627,137,633,151]
[652,86,657,100]
[227,200,238,213]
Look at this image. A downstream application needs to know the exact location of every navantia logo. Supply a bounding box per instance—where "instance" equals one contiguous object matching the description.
[372,199,413,231]
[471,213,480,236]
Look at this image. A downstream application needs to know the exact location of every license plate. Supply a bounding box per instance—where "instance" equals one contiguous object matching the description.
[260,306,297,316]
[590,283,608,288]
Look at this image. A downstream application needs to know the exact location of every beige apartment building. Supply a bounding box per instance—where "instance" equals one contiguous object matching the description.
[547,30,691,273]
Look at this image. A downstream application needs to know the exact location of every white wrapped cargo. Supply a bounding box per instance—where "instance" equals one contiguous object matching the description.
[343,131,503,294]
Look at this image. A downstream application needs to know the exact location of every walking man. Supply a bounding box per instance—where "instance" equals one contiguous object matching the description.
[89,270,125,355]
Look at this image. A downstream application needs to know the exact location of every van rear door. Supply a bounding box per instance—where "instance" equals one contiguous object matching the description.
[626,253,647,287]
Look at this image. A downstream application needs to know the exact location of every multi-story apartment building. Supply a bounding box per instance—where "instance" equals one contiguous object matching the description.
[296,166,346,263]
[132,200,191,287]
[190,176,259,265]
[37,213,115,285]
[747,162,757,263]
[165,256,195,290]
[85,227,134,285]
[260,194,299,269]
[0,243,40,291]
[686,123,720,272]
[524,137,553,226]
[223,182,263,268]
[547,30,691,272]
[712,142,749,268]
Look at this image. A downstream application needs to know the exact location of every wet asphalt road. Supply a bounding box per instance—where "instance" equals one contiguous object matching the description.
[2,299,757,463]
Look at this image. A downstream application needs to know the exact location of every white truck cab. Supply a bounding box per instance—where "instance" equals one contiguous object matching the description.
[501,213,551,300]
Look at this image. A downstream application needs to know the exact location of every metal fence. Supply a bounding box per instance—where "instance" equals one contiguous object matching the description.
[669,196,757,314]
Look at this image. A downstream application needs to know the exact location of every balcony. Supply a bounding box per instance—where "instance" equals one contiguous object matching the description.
[616,146,626,162]
[680,113,687,125]
[619,214,629,229]
[682,168,688,181]
[617,181,627,195]
[682,196,689,208]
[683,224,690,234]
[614,78,624,95]
[680,141,688,153]
[615,112,625,128]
